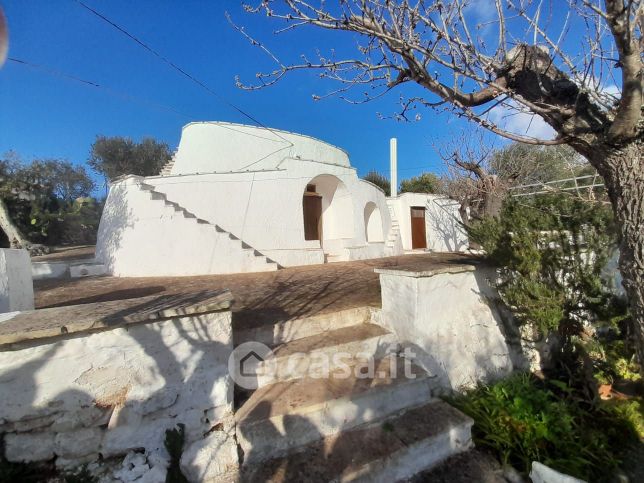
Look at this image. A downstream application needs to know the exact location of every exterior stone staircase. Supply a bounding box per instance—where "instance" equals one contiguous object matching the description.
[233,306,474,482]
[138,181,280,273]
[159,153,176,176]
[385,203,402,255]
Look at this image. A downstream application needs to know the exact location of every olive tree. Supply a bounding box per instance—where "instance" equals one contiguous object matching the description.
[235,1,644,370]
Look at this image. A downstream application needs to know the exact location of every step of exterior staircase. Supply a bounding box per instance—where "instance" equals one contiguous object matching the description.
[235,306,375,347]
[248,323,397,388]
[240,400,473,482]
[235,356,436,464]
[231,304,473,481]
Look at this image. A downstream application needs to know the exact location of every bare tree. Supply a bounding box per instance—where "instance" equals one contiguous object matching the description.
[234,0,644,370]
[440,131,598,225]
[436,130,502,224]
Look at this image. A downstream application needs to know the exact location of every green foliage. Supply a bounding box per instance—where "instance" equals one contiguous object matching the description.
[604,398,644,439]
[89,136,171,181]
[1,152,99,246]
[467,194,620,336]
[46,198,104,246]
[399,172,440,194]
[362,170,391,196]
[449,373,639,481]
[165,424,188,483]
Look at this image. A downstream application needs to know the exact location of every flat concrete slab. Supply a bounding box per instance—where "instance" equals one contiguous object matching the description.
[34,253,477,330]
[0,289,232,347]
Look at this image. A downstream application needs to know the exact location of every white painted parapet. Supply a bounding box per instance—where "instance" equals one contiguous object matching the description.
[375,263,514,391]
[0,290,237,479]
[0,248,34,313]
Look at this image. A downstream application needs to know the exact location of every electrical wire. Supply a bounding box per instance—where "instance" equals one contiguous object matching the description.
[7,56,193,119]
[73,0,293,148]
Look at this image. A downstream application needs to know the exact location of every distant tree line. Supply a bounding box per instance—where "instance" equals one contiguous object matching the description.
[362,170,441,197]
[361,143,595,210]
[0,136,172,253]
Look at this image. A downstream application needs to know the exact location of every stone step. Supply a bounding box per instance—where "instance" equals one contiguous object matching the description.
[249,324,397,387]
[235,356,434,464]
[239,400,473,482]
[235,306,375,347]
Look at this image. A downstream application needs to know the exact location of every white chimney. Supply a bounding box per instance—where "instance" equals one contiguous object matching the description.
[390,137,398,197]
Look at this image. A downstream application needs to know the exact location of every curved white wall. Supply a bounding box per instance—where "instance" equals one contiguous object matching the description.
[172,122,350,175]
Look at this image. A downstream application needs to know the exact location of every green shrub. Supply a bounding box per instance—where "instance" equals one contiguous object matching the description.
[467,194,623,337]
[449,373,639,481]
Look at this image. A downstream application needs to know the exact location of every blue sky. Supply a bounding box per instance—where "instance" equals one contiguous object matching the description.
[0,1,564,192]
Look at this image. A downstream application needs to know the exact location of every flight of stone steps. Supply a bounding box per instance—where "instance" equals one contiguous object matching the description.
[385,204,402,255]
[232,306,474,482]
[138,182,280,273]
[159,153,176,176]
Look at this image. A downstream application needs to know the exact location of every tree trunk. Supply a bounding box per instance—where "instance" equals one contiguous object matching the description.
[591,139,644,374]
[0,197,31,249]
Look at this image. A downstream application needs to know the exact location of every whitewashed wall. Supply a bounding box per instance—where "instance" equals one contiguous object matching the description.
[376,266,514,391]
[0,249,34,313]
[388,193,468,252]
[0,310,235,476]
[97,124,393,274]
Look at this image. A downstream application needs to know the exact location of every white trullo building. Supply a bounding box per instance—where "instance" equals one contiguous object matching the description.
[95,122,467,276]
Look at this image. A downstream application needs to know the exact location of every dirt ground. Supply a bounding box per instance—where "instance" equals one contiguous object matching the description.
[34,252,476,330]
[31,245,96,262]
[411,449,508,483]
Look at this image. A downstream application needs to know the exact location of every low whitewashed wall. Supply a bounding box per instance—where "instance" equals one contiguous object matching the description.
[0,249,34,313]
[376,265,514,391]
[0,301,236,478]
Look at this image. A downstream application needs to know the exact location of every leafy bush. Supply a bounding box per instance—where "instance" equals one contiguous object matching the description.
[1,153,101,247]
[466,194,622,337]
[399,172,440,194]
[449,373,639,481]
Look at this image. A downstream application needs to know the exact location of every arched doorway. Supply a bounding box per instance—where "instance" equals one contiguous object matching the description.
[302,175,354,250]
[364,202,384,242]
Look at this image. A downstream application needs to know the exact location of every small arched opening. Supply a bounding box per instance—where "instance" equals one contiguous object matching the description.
[364,202,384,243]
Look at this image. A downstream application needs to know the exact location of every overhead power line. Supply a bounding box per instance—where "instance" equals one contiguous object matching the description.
[8,56,191,119]
[73,0,293,147]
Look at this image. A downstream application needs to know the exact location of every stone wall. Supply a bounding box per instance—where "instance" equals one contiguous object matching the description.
[0,291,238,480]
